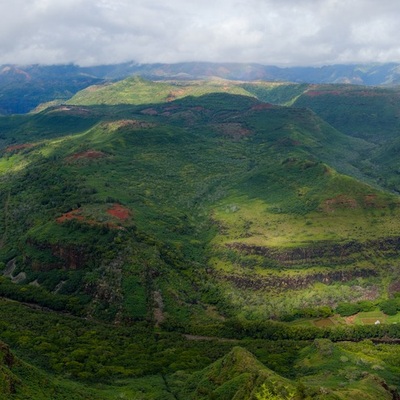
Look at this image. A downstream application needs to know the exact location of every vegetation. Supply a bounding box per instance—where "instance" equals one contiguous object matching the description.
[1,77,400,397]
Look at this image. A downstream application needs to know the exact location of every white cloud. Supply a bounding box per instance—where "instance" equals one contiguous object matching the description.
[1,0,400,66]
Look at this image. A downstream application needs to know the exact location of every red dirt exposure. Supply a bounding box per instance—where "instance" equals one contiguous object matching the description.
[56,209,85,223]
[107,204,131,221]
[305,90,342,97]
[102,120,156,130]
[5,143,34,152]
[69,150,106,160]
[322,195,358,212]
[364,194,379,207]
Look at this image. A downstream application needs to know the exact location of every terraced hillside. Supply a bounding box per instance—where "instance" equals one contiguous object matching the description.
[1,82,400,398]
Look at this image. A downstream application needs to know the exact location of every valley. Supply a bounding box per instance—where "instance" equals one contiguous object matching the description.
[1,71,400,398]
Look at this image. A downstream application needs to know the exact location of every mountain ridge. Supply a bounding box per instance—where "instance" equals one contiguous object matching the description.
[2,61,400,115]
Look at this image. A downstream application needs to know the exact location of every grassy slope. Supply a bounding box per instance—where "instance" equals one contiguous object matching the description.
[1,84,400,397]
[66,76,255,106]
[3,94,399,322]
[2,93,400,296]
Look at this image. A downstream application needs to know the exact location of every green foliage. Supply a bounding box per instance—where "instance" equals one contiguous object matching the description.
[67,76,256,107]
[255,383,295,400]
[336,302,362,317]
[379,298,400,315]
[2,79,400,399]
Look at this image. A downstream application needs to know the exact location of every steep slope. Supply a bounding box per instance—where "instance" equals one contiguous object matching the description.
[178,342,399,400]
[1,91,400,397]
[180,346,296,400]
[293,85,400,144]
[289,85,400,194]
[0,65,102,115]
[0,92,399,325]
[0,340,104,400]
[294,339,399,400]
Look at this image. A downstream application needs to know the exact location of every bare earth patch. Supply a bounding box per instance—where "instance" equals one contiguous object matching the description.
[344,315,357,325]
[52,106,93,116]
[102,119,156,130]
[68,150,106,161]
[56,209,84,223]
[322,195,358,212]
[153,291,165,327]
[5,143,34,152]
[107,204,131,220]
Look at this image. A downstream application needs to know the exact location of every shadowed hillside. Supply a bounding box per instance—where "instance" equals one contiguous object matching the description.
[0,81,400,398]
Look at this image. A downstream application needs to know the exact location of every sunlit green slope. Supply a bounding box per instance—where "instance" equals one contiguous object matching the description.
[1,90,400,398]
[66,76,255,106]
[0,92,398,324]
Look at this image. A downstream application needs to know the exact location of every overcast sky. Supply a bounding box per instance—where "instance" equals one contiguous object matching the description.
[2,0,400,66]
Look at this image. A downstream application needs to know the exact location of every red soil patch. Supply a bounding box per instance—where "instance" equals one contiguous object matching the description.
[69,150,106,160]
[305,90,342,97]
[102,120,156,130]
[364,194,380,207]
[5,143,34,152]
[56,207,126,230]
[56,209,85,223]
[107,204,131,220]
[322,195,358,212]
[344,314,357,325]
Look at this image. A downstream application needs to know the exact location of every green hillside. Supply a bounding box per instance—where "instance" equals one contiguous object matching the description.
[1,82,400,398]
[179,342,399,400]
[66,76,255,106]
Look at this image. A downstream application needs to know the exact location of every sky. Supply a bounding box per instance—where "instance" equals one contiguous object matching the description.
[2,0,400,67]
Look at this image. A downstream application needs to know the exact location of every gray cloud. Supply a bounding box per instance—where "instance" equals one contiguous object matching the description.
[1,0,400,66]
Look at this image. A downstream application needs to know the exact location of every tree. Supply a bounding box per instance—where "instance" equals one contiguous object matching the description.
[255,383,295,400]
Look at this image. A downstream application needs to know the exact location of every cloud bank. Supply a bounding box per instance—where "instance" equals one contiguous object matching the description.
[2,0,400,66]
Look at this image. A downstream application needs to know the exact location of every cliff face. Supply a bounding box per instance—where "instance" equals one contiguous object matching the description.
[48,243,87,270]
[227,235,400,267]
[25,239,87,271]
[221,268,377,291]
[218,236,400,291]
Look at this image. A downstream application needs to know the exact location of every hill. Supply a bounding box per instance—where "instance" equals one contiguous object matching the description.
[1,83,400,398]
[0,339,104,400]
[3,61,400,115]
[178,342,399,400]
[180,346,296,400]
[0,65,102,115]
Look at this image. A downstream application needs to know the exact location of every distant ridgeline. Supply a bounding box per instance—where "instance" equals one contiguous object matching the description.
[1,61,400,114]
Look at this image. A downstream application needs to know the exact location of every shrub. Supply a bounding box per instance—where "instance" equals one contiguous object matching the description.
[335,302,360,317]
